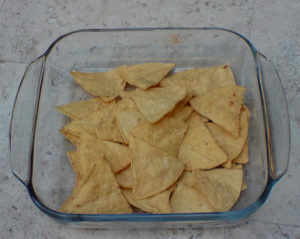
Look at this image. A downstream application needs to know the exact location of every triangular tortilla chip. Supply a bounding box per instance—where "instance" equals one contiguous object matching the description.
[170,172,215,213]
[130,137,184,200]
[178,113,227,170]
[60,159,132,214]
[77,133,105,178]
[62,102,124,143]
[160,64,236,96]
[115,166,133,189]
[118,63,175,90]
[130,117,188,156]
[167,92,194,121]
[115,109,145,144]
[70,67,126,102]
[122,186,174,213]
[99,140,131,174]
[233,141,249,164]
[56,97,106,120]
[190,168,243,211]
[206,105,250,160]
[133,85,186,123]
[190,86,245,137]
[59,128,81,146]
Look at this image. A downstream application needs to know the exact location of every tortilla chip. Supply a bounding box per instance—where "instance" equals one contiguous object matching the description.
[222,160,232,169]
[178,113,227,170]
[122,186,174,213]
[233,141,249,164]
[130,137,184,200]
[206,106,250,160]
[170,172,215,213]
[190,86,246,137]
[133,85,186,123]
[118,63,175,90]
[59,128,81,146]
[130,117,188,156]
[190,168,243,211]
[60,159,132,214]
[77,133,105,178]
[167,93,194,121]
[160,64,236,96]
[115,166,133,189]
[70,67,126,102]
[99,140,131,174]
[56,97,106,120]
[231,163,243,170]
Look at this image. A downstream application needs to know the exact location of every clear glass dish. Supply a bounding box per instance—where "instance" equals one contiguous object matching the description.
[9,28,290,228]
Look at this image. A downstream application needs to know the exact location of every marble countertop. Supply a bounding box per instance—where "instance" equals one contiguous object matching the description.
[0,0,299,238]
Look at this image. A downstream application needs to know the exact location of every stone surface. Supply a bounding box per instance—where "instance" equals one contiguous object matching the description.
[0,0,299,239]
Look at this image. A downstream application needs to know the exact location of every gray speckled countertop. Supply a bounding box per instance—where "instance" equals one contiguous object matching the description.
[1,1,299,238]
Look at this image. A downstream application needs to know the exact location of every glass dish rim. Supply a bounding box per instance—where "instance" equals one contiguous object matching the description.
[11,27,287,223]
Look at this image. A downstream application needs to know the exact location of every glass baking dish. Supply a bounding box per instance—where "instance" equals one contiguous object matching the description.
[9,28,290,228]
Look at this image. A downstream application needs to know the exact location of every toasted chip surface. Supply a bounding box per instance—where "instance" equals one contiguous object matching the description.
[190,168,243,211]
[170,173,215,213]
[100,140,131,174]
[130,117,188,156]
[56,97,106,120]
[59,128,81,146]
[71,67,126,102]
[60,160,132,214]
[130,137,184,200]
[115,109,145,144]
[206,106,250,160]
[233,141,249,164]
[160,64,236,96]
[190,86,245,137]
[178,113,227,170]
[133,85,186,123]
[122,186,174,213]
[116,166,133,189]
[118,63,175,90]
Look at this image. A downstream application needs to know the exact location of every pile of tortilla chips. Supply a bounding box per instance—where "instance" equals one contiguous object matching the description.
[57,62,250,214]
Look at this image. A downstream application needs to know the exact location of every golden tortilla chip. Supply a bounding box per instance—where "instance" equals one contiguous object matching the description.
[190,86,246,137]
[70,67,126,102]
[233,141,249,164]
[170,172,215,213]
[77,133,105,178]
[60,159,132,214]
[206,106,250,160]
[122,186,174,213]
[178,113,227,170]
[190,168,243,211]
[130,117,188,156]
[59,128,81,146]
[160,64,236,96]
[115,166,133,189]
[222,160,232,169]
[133,85,186,123]
[167,93,194,121]
[130,137,184,200]
[115,109,145,144]
[56,97,106,120]
[118,63,175,90]
[62,102,124,143]
[99,140,131,174]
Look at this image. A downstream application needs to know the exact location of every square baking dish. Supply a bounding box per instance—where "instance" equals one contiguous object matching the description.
[10,28,290,228]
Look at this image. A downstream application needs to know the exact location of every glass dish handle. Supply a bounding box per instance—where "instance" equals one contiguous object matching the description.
[257,53,290,181]
[9,56,45,186]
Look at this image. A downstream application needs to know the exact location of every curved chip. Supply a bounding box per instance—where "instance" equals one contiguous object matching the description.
[178,113,227,170]
[118,63,175,90]
[115,166,133,189]
[130,137,184,200]
[190,86,245,137]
